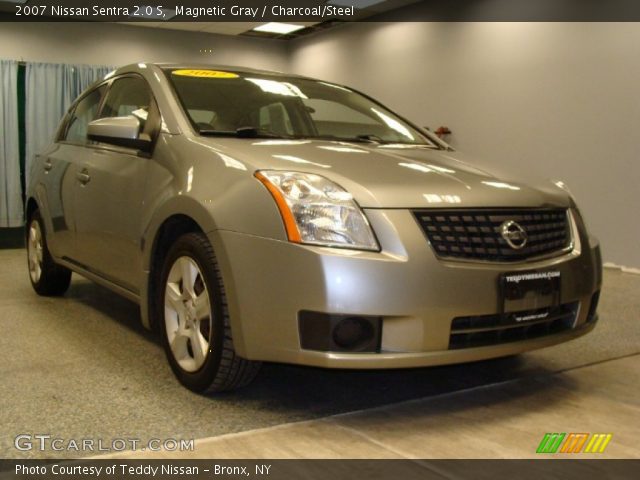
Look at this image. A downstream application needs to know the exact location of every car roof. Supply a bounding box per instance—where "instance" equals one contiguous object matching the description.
[72,62,320,112]
[122,62,310,79]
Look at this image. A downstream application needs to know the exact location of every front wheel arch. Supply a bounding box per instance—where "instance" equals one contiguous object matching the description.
[146,214,205,332]
[157,232,261,392]
[25,197,39,227]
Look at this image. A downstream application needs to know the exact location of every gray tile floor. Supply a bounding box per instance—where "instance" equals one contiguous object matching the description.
[104,355,640,459]
[0,248,638,459]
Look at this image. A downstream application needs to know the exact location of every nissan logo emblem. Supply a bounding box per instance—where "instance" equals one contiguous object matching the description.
[500,220,528,249]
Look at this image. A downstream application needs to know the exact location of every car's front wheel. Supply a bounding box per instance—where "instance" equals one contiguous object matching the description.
[159,232,261,393]
[27,210,72,296]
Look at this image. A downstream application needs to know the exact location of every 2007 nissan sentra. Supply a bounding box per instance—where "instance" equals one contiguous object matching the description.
[26,63,602,392]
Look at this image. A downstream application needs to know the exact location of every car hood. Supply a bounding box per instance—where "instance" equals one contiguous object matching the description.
[195,138,571,209]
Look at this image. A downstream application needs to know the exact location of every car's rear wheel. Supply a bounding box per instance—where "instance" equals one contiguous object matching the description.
[27,210,72,296]
[159,232,261,393]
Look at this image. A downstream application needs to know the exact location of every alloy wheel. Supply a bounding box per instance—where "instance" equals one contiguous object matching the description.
[164,256,212,372]
[27,220,43,284]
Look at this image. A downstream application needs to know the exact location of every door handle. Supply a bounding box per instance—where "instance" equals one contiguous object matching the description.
[44,160,53,173]
[76,170,91,185]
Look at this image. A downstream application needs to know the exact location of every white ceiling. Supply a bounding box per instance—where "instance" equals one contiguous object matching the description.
[128,22,319,36]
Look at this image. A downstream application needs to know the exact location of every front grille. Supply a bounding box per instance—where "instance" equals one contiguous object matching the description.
[413,208,571,262]
[449,302,579,350]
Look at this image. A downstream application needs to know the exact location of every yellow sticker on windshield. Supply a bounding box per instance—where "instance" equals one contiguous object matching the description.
[172,69,239,79]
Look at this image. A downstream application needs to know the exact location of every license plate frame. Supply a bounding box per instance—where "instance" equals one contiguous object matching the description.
[499,270,561,313]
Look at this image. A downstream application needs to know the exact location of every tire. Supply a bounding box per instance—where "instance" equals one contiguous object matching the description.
[26,209,72,296]
[158,232,261,393]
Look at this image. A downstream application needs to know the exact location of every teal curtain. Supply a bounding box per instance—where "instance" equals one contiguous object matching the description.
[24,62,114,190]
[0,60,22,227]
[18,65,26,207]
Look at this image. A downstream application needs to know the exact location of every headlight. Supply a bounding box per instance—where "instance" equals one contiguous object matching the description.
[255,170,379,251]
[552,179,589,231]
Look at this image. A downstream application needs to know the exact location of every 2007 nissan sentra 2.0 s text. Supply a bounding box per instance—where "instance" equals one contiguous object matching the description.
[26,64,602,393]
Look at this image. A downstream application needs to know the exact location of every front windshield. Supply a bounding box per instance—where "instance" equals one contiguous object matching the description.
[167,68,437,147]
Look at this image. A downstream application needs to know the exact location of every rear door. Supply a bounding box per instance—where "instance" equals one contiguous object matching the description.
[72,75,160,293]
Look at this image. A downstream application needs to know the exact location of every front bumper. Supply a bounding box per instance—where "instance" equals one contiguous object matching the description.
[210,208,602,368]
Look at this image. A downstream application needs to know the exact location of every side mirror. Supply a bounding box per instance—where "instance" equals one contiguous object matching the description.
[87,116,151,152]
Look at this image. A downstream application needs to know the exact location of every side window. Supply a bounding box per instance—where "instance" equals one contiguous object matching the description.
[189,109,217,125]
[302,98,380,138]
[99,76,152,134]
[258,102,294,135]
[304,98,377,125]
[64,86,105,144]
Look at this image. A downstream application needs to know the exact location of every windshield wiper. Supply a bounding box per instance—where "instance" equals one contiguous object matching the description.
[355,134,436,147]
[312,134,403,145]
[198,127,295,139]
[355,134,388,143]
[236,126,293,138]
[355,134,441,148]
[198,129,439,147]
[305,134,381,144]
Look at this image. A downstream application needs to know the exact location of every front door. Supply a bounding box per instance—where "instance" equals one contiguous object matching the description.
[73,75,159,293]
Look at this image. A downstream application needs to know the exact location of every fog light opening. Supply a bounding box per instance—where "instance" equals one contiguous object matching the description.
[332,317,374,351]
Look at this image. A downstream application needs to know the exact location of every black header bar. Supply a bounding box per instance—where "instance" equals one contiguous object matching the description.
[2,0,640,22]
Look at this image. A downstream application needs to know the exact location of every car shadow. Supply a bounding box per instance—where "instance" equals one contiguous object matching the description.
[217,355,552,415]
[67,277,158,343]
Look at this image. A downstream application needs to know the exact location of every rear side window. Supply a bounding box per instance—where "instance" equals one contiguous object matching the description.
[64,86,105,144]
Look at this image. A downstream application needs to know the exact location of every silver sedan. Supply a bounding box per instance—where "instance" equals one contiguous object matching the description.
[26,64,602,392]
